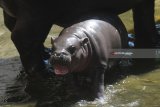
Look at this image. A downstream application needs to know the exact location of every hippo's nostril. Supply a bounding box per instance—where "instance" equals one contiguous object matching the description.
[59,54,63,59]
[54,53,57,57]
[53,52,60,57]
[52,52,64,60]
[53,51,68,58]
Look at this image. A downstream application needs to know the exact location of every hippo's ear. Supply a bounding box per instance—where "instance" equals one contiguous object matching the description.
[81,37,89,46]
[51,37,55,44]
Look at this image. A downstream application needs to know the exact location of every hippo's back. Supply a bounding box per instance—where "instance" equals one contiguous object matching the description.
[75,15,128,49]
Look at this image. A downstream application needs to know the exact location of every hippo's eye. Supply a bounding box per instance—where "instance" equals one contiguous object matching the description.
[68,45,76,54]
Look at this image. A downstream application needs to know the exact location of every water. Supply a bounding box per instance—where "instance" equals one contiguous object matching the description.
[1,58,160,107]
[1,7,160,107]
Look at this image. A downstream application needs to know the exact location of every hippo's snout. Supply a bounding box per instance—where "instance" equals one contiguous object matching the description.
[53,51,69,60]
[50,51,71,66]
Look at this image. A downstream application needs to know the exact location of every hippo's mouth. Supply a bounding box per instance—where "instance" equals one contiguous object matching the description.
[54,64,69,75]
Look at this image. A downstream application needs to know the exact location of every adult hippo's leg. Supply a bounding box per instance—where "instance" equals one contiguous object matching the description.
[11,17,52,76]
[133,0,157,48]
[3,11,16,31]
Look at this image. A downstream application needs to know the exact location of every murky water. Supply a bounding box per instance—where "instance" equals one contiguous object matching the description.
[0,2,160,107]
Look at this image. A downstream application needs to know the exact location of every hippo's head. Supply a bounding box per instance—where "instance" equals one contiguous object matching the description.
[50,32,89,75]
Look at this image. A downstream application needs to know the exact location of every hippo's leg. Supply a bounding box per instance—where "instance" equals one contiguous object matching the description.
[11,18,52,76]
[91,65,106,100]
[3,11,16,31]
[133,0,157,48]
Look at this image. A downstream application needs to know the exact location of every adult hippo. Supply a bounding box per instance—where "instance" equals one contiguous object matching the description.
[0,0,157,75]
[49,15,128,100]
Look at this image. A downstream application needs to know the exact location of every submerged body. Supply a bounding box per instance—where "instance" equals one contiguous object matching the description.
[50,15,128,99]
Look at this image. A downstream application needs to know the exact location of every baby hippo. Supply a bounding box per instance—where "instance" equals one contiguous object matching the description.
[50,15,128,100]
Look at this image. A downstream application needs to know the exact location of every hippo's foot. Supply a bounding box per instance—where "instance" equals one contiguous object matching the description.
[91,86,105,101]
[94,97,107,105]
[84,90,106,105]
